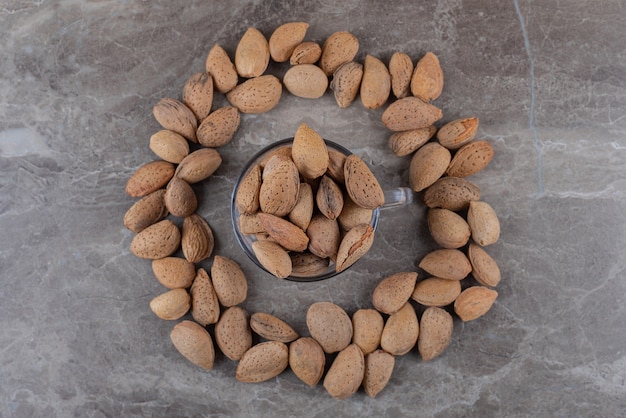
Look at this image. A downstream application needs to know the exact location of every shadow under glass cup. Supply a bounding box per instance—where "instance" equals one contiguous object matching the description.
[230,138,412,282]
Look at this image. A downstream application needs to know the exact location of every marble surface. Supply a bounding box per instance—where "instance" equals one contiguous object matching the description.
[1,0,625,416]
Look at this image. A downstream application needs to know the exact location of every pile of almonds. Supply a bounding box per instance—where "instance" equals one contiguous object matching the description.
[123,21,503,400]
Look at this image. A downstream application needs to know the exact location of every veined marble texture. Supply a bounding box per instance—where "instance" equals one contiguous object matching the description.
[1,0,625,417]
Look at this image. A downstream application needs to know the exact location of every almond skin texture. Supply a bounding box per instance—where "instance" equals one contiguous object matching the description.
[235,27,270,78]
[388,126,436,157]
[320,31,359,76]
[226,75,282,114]
[467,200,500,246]
[427,208,471,249]
[292,123,329,179]
[283,64,328,99]
[164,176,197,218]
[239,213,266,235]
[236,341,289,383]
[290,252,330,278]
[205,43,238,94]
[182,72,213,120]
[257,212,309,252]
[306,302,353,354]
[126,160,175,198]
[152,256,196,289]
[252,240,292,279]
[323,344,365,400]
[372,272,419,315]
[290,41,322,65]
[446,140,494,177]
[411,277,462,307]
[352,309,384,355]
[344,154,384,209]
[149,130,189,164]
[153,98,198,142]
[236,164,262,215]
[330,61,363,109]
[418,248,472,281]
[382,96,443,132]
[389,51,413,99]
[468,243,501,287]
[259,154,300,217]
[335,223,375,273]
[454,286,498,322]
[196,106,240,148]
[123,189,168,233]
[418,307,453,361]
[175,148,222,184]
[380,302,419,356]
[360,54,391,109]
[316,175,344,220]
[189,268,220,326]
[181,214,214,263]
[288,182,313,230]
[130,219,180,260]
[170,320,215,371]
[149,288,190,320]
[338,196,373,232]
[269,22,309,62]
[411,51,444,102]
[436,117,479,149]
[289,337,325,387]
[363,350,395,398]
[423,176,481,211]
[250,312,299,343]
[306,214,340,260]
[409,142,452,192]
[215,306,252,361]
[211,255,248,308]
[326,148,347,183]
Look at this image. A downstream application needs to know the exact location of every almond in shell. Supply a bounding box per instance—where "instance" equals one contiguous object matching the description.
[418,306,453,361]
[446,140,494,177]
[164,176,197,218]
[175,148,222,184]
[290,252,330,278]
[323,344,365,400]
[236,164,262,215]
[152,256,196,289]
[292,122,329,179]
[259,154,300,217]
[326,148,347,183]
[252,240,292,279]
[330,61,363,109]
[130,219,180,260]
[211,255,248,307]
[362,349,395,398]
[306,301,353,354]
[152,98,197,142]
[189,268,220,326]
[290,41,322,65]
[149,130,189,164]
[388,126,436,157]
[319,31,359,76]
[239,212,266,235]
[436,117,479,149]
[411,277,462,307]
[454,286,498,322]
[215,306,252,361]
[468,243,501,287]
[306,214,340,260]
[269,22,309,62]
[423,176,481,211]
[257,212,309,252]
[196,106,240,148]
[250,312,299,343]
[360,54,391,110]
[283,64,328,99]
[182,72,213,120]
[335,223,375,273]
[338,196,373,232]
[288,182,313,230]
[389,51,413,99]
[427,208,471,249]
[289,337,325,386]
[235,27,270,78]
[236,341,289,383]
[123,189,168,233]
[226,75,282,114]
[351,308,384,355]
[181,214,214,263]
[467,200,500,246]
[149,288,190,320]
[170,320,215,371]
[125,160,175,198]
[411,52,444,102]
[316,175,344,220]
[418,248,472,281]
[382,96,443,132]
[344,154,384,209]
[380,302,419,356]
[205,43,238,94]
[408,142,451,192]
[372,271,419,315]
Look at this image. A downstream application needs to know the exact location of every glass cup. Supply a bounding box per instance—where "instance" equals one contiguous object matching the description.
[231,138,413,282]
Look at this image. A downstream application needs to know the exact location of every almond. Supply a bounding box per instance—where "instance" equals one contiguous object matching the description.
[454,286,498,321]
[182,72,213,120]
[351,309,384,355]
[418,307,453,361]
[181,214,214,263]
[251,240,292,279]
[259,145,292,169]
[175,148,222,184]
[335,223,375,273]
[436,117,479,149]
[170,320,215,371]
[427,208,471,249]
[291,122,329,179]
[290,41,322,65]
[257,212,309,252]
[380,302,419,356]
[467,200,500,246]
[388,126,436,157]
[289,337,325,386]
[381,96,443,132]
[306,301,353,354]
[152,256,196,289]
[269,22,309,62]
[338,196,373,232]
[362,350,395,398]
[149,288,190,320]
[323,344,365,400]
[446,140,494,177]
[316,175,344,220]
[410,52,444,102]
[372,271,419,315]
[236,341,289,383]
[152,98,197,142]
[326,148,347,183]
[205,43,238,94]
[250,312,299,343]
[408,142,451,192]
[389,51,413,99]
[259,154,300,217]
[290,252,330,278]
[189,268,220,326]
[411,277,462,307]
[418,248,472,281]
[125,160,175,197]
[306,214,340,260]
[123,189,168,233]
[164,176,197,218]
[360,54,391,109]
[283,64,328,99]
[215,306,252,361]
[319,31,359,76]
[235,27,270,78]
[423,176,481,211]
[149,130,189,163]
[330,61,363,109]
[236,164,262,215]
[226,75,282,114]
[196,106,241,148]
[288,182,314,230]
[211,255,248,307]
[130,219,180,260]
[468,243,501,287]
[239,212,266,235]
[344,154,384,209]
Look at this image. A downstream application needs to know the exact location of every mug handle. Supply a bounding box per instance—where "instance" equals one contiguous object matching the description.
[381,187,414,210]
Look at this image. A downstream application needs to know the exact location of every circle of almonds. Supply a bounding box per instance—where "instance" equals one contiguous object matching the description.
[123,22,502,400]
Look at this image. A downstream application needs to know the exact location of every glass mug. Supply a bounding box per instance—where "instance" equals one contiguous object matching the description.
[231,138,413,282]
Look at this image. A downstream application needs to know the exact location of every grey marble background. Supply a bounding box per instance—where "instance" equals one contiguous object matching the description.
[1,0,625,417]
